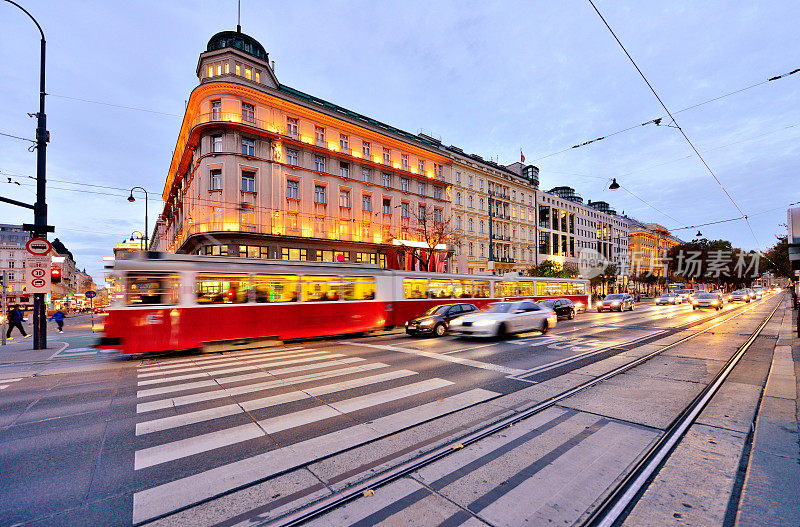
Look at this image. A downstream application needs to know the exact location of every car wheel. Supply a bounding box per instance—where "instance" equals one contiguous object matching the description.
[630,304,635,311]
[540,319,549,334]
[496,323,507,340]
[693,306,697,310]
[433,323,447,337]
[597,308,602,313]
[568,309,575,320]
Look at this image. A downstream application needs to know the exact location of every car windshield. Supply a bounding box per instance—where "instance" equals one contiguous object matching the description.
[422,305,450,316]
[733,290,745,294]
[539,300,555,307]
[696,293,716,298]
[604,294,624,300]
[484,302,512,313]
[660,294,674,297]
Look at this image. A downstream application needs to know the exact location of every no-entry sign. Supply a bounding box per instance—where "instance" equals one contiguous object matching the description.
[25,237,52,293]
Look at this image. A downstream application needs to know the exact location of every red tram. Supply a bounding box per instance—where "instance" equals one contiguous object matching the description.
[98,253,590,354]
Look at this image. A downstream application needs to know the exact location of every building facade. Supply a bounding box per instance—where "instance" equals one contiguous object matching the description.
[0,224,29,308]
[152,30,452,271]
[624,217,682,277]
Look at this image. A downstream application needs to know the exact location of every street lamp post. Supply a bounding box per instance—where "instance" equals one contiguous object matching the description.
[130,231,145,251]
[128,187,149,250]
[1,1,49,349]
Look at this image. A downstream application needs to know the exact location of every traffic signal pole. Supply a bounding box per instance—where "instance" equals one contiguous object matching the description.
[2,1,49,349]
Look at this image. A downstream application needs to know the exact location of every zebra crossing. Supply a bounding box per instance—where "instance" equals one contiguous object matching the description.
[0,377,23,390]
[132,346,500,524]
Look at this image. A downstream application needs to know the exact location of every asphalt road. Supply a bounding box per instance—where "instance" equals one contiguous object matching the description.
[0,296,780,526]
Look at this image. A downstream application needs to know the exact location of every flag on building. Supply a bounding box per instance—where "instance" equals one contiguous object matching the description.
[520,149,525,163]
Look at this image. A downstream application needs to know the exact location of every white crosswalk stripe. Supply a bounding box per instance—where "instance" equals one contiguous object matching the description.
[137,346,308,371]
[0,377,23,390]
[131,348,501,524]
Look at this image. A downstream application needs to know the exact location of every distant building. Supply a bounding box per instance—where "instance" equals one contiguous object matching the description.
[0,224,29,308]
[623,216,682,277]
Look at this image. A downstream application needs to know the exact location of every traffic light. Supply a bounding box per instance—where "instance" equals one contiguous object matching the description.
[51,267,62,284]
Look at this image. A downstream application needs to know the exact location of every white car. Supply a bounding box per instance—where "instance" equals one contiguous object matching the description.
[450,300,557,338]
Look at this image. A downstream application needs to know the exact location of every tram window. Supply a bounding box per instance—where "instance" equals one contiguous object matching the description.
[473,281,490,298]
[496,281,519,297]
[253,275,298,303]
[536,282,569,296]
[429,280,454,299]
[126,273,179,305]
[196,274,249,304]
[404,279,429,299]
[343,276,376,300]
[302,276,341,301]
[519,281,535,296]
[454,280,473,298]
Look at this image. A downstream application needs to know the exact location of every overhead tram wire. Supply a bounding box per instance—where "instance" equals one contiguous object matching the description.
[0,131,35,143]
[46,93,183,117]
[530,67,798,163]
[586,0,766,254]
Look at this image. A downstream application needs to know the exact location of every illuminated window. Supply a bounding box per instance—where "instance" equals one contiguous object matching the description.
[211,99,221,120]
[315,126,325,147]
[339,162,350,178]
[126,273,179,305]
[210,169,222,190]
[281,248,307,261]
[207,65,214,77]
[382,147,390,165]
[224,62,230,74]
[286,117,299,140]
[241,171,256,192]
[236,64,241,75]
[255,71,260,83]
[253,275,298,303]
[211,134,223,152]
[286,149,298,166]
[286,180,299,199]
[245,67,252,80]
[216,64,222,75]
[403,278,429,299]
[314,155,326,172]
[240,204,255,225]
[314,185,327,204]
[241,137,255,156]
[362,168,372,183]
[241,102,255,123]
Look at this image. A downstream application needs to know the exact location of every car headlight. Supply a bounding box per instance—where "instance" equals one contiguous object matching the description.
[419,319,435,327]
[474,319,496,326]
[711,300,718,305]
[575,302,584,308]
[611,301,620,305]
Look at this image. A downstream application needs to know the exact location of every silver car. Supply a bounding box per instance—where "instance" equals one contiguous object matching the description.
[450,300,557,338]
[730,289,751,302]
[692,292,723,310]
[656,293,682,305]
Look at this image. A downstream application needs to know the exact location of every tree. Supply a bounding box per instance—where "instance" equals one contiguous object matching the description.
[399,208,459,272]
[590,264,619,295]
[762,235,792,279]
[524,260,579,278]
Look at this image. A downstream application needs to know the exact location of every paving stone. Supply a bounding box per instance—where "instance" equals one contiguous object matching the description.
[696,381,761,434]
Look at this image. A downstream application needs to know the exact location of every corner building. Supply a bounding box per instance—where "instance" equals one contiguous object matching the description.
[152,30,452,270]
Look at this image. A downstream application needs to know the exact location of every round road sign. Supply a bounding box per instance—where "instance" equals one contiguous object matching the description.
[31,278,46,288]
[31,268,46,278]
[85,290,97,299]
[26,237,51,256]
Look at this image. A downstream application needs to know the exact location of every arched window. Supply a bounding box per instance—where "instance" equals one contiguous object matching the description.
[468,218,474,232]
[469,242,474,256]
[456,192,462,205]
[468,195,473,208]
[479,198,484,210]
[456,216,462,230]
[479,220,484,233]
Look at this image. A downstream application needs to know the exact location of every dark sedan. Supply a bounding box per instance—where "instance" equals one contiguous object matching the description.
[405,303,479,337]
[539,298,576,320]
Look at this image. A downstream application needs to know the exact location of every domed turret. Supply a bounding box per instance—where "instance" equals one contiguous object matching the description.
[206,30,268,62]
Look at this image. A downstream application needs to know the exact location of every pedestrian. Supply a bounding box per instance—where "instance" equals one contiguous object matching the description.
[6,305,30,340]
[49,309,66,333]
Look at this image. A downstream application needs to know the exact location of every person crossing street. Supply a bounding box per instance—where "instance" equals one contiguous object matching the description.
[49,309,66,333]
[5,305,30,340]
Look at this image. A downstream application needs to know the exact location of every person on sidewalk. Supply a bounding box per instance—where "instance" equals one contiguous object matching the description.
[6,305,30,340]
[48,309,66,333]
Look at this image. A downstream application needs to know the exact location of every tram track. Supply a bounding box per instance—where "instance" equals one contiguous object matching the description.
[261,296,782,527]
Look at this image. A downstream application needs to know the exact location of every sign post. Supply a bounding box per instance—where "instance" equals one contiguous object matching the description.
[85,290,96,332]
[26,237,52,348]
[1,271,6,346]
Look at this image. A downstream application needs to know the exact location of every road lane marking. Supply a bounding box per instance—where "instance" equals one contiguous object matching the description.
[137,353,341,386]
[0,377,23,390]
[343,341,527,375]
[137,348,320,376]
[136,357,365,398]
[440,343,500,355]
[134,378,454,470]
[136,362,390,413]
[137,346,310,373]
[135,369,419,435]
[131,388,498,524]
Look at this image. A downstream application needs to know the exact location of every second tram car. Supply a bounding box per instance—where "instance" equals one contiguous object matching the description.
[99,253,590,354]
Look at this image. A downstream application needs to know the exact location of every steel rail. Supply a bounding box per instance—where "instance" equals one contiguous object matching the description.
[583,295,784,527]
[265,296,779,527]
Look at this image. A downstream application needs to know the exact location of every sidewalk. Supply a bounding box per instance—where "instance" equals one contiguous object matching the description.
[735,299,800,526]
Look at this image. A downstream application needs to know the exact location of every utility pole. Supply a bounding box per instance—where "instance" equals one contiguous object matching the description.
[1,271,6,346]
[1,1,51,350]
